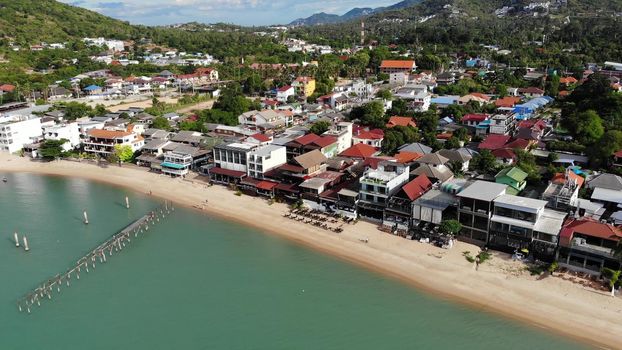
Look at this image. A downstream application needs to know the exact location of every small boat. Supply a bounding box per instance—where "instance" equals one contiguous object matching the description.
[2,177,7,183]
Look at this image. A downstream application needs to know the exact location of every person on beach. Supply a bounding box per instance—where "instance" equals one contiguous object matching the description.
[475,255,481,271]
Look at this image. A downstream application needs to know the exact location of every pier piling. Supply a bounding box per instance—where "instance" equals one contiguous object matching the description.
[14,232,19,247]
[125,196,130,209]
[17,203,171,313]
[83,210,89,225]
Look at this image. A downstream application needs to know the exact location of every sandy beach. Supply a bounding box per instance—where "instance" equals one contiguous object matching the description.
[1,153,621,349]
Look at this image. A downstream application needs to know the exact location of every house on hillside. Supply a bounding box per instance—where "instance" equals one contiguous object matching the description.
[386,116,417,129]
[276,85,295,102]
[379,60,417,74]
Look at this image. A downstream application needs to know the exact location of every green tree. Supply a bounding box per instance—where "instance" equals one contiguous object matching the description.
[565,110,604,145]
[602,268,621,297]
[439,220,462,236]
[444,137,461,149]
[495,83,508,98]
[376,89,392,100]
[113,144,134,163]
[591,130,622,167]
[441,104,466,121]
[546,75,560,97]
[515,149,540,182]
[470,149,498,174]
[62,102,92,121]
[152,116,171,131]
[309,120,331,135]
[416,111,439,134]
[350,101,385,128]
[382,125,419,155]
[39,139,67,159]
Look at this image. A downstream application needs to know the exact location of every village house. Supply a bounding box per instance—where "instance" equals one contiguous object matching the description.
[43,123,81,150]
[358,161,411,221]
[383,174,433,233]
[558,218,622,274]
[351,128,384,148]
[291,76,316,97]
[542,170,585,210]
[82,128,144,157]
[495,167,528,195]
[379,60,417,74]
[276,85,295,102]
[247,144,287,179]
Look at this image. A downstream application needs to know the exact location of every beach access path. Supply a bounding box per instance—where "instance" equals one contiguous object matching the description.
[1,153,621,349]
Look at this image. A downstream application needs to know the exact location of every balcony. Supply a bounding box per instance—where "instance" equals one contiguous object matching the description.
[570,240,615,258]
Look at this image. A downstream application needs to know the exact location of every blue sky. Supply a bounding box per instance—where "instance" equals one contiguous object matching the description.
[61,0,398,26]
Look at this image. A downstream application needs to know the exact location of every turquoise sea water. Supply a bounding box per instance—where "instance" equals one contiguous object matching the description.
[0,173,589,349]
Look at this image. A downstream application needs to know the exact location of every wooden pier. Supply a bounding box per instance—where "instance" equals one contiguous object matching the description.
[16,202,174,314]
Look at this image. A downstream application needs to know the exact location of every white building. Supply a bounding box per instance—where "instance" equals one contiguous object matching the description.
[359,162,410,206]
[276,85,295,103]
[394,84,431,112]
[0,115,42,153]
[238,110,290,130]
[323,122,353,154]
[161,151,193,177]
[83,37,125,52]
[247,144,287,179]
[213,142,256,173]
[43,123,81,151]
[83,128,144,157]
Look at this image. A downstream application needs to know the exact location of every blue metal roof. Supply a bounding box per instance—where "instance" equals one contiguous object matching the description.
[161,162,187,170]
[83,85,101,91]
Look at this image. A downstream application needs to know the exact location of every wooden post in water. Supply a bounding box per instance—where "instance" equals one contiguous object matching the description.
[125,196,130,209]
[14,232,19,247]
[83,210,89,225]
[23,236,29,252]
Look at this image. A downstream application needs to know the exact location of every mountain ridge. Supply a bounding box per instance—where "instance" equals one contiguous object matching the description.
[288,0,422,26]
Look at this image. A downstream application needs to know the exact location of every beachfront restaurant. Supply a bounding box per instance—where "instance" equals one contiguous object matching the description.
[205,166,247,185]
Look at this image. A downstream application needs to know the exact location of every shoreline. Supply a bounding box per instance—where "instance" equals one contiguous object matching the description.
[2,154,621,349]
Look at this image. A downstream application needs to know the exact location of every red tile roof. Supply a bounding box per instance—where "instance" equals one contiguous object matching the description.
[277,85,293,92]
[209,167,246,178]
[479,134,511,150]
[312,136,337,148]
[492,148,516,160]
[250,133,271,142]
[256,180,279,191]
[552,171,585,188]
[495,96,521,108]
[386,116,416,128]
[87,129,132,139]
[340,143,378,158]
[462,113,489,122]
[293,133,321,146]
[559,76,578,84]
[560,218,622,246]
[614,149,622,158]
[518,87,545,94]
[380,60,416,69]
[401,174,432,201]
[0,84,16,93]
[504,138,531,150]
[394,151,423,164]
[355,130,384,140]
[518,119,547,130]
[469,92,491,101]
[363,156,395,169]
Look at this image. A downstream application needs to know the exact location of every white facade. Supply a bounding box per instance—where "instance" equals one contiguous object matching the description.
[0,115,42,153]
[359,162,410,205]
[276,86,295,102]
[213,142,256,173]
[323,122,353,153]
[43,123,81,150]
[83,38,125,52]
[390,72,408,86]
[83,129,144,156]
[247,144,287,179]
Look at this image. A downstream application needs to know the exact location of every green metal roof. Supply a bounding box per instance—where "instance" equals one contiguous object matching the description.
[496,166,528,182]
[161,162,187,170]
